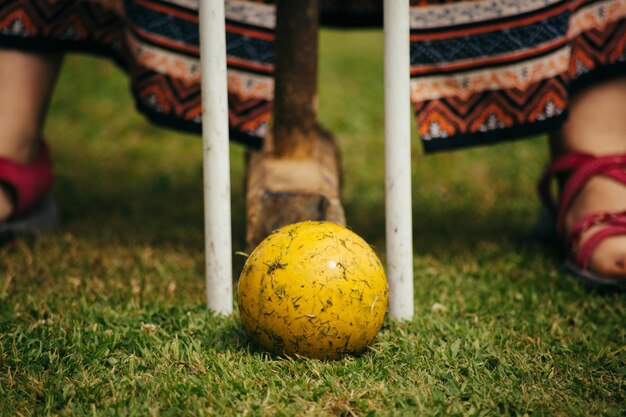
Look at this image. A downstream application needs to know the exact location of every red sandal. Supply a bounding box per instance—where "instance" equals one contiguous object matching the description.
[539,153,626,289]
[0,140,58,236]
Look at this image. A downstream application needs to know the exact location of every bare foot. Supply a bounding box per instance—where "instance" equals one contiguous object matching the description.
[551,76,626,280]
[563,176,626,277]
[0,144,38,223]
[0,49,62,223]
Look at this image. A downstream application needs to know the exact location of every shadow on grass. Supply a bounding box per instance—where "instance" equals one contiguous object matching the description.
[53,148,248,255]
[53,142,554,267]
[345,196,554,259]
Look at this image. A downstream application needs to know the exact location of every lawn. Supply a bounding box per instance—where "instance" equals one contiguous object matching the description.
[1,29,624,416]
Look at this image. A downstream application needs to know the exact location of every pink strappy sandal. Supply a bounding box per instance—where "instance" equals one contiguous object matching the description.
[539,153,626,289]
[0,141,58,237]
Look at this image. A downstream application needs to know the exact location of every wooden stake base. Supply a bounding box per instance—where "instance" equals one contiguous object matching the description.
[245,126,346,249]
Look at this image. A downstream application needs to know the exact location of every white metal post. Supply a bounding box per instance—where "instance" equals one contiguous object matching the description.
[384,0,414,320]
[199,0,233,314]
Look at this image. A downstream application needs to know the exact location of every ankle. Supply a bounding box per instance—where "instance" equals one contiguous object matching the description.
[0,131,41,164]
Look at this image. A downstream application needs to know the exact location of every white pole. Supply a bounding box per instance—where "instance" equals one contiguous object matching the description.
[199,0,233,314]
[384,0,414,320]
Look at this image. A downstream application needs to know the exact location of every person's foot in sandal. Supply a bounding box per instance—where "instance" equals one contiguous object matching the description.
[0,135,42,221]
[0,139,58,235]
[548,76,626,286]
[0,50,62,234]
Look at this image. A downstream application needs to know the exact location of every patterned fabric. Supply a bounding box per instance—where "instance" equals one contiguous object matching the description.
[0,0,625,152]
[0,0,275,147]
[411,0,626,152]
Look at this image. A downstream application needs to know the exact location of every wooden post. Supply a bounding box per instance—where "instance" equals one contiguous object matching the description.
[273,0,318,158]
[245,0,345,250]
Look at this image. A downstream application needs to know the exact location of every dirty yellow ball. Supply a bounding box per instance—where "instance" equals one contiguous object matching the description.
[237,221,388,359]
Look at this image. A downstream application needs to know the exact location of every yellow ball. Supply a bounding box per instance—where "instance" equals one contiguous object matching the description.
[237,221,388,359]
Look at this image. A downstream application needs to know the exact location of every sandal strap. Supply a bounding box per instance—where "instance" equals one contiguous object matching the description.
[538,153,593,214]
[0,141,53,216]
[538,153,626,234]
[568,211,626,244]
[576,221,626,270]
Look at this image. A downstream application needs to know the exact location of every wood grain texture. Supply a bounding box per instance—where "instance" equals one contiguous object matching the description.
[273,0,319,158]
[246,0,345,249]
[246,126,345,249]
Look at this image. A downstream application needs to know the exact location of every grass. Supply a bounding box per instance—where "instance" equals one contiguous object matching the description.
[1,29,625,416]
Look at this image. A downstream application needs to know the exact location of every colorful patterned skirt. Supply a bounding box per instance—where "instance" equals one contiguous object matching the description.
[1,0,625,152]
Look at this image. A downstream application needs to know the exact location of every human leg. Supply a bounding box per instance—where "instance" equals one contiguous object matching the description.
[550,76,626,279]
[0,49,62,222]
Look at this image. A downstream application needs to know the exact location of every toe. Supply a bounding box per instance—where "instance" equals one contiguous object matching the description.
[587,234,626,279]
